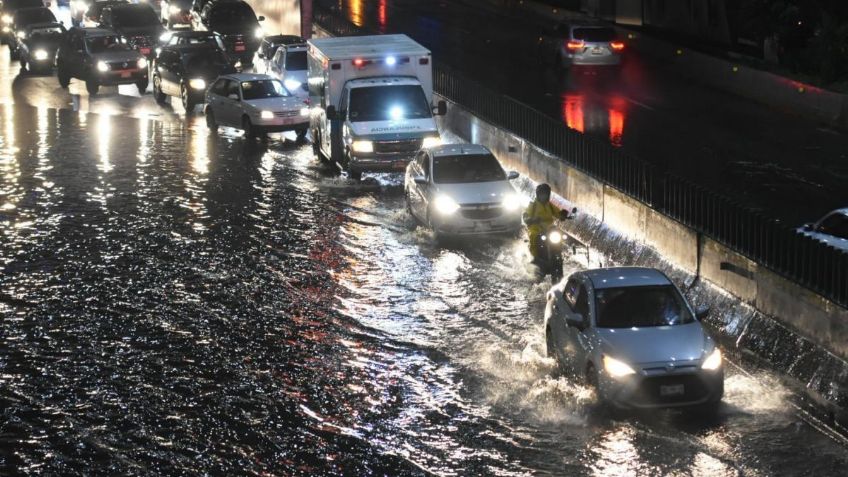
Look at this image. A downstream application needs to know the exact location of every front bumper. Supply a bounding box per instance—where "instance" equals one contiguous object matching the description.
[93,69,148,86]
[598,367,724,409]
[431,206,522,236]
[252,115,309,133]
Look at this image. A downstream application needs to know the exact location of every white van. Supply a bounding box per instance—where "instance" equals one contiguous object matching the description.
[307,34,446,179]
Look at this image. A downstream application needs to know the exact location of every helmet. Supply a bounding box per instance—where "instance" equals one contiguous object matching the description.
[535,183,551,202]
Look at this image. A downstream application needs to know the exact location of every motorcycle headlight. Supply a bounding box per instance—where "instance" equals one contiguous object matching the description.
[254,27,264,39]
[96,61,109,72]
[603,356,636,378]
[188,78,206,90]
[434,194,461,215]
[501,193,522,211]
[168,5,181,15]
[548,230,562,244]
[260,110,274,120]
[421,136,442,149]
[2,15,12,24]
[33,49,48,61]
[351,140,373,153]
[16,31,25,39]
[137,57,148,69]
[701,348,722,370]
[283,78,302,91]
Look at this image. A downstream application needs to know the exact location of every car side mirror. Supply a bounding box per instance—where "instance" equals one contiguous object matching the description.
[413,175,427,185]
[695,305,710,320]
[433,100,447,116]
[507,171,519,180]
[258,15,265,21]
[227,93,239,101]
[326,105,337,120]
[565,313,586,330]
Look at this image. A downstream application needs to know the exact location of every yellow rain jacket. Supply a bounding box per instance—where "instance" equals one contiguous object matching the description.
[524,200,561,258]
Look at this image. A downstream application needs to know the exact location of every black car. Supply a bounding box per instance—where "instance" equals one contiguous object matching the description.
[16,21,65,73]
[99,3,165,59]
[0,0,44,44]
[152,43,235,112]
[56,27,149,95]
[161,0,193,28]
[8,6,56,60]
[194,0,264,65]
[258,34,303,62]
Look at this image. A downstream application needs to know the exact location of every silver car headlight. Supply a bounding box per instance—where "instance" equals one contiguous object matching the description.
[254,27,264,39]
[188,78,206,90]
[16,31,25,39]
[137,57,148,69]
[501,193,522,211]
[260,110,274,120]
[33,49,48,61]
[299,107,310,116]
[351,140,373,153]
[284,78,301,91]
[433,194,460,215]
[421,136,442,149]
[96,61,109,72]
[603,355,636,378]
[701,348,722,370]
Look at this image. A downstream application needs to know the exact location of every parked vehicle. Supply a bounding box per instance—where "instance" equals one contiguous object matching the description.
[798,208,848,253]
[264,35,308,100]
[204,73,310,139]
[546,23,624,69]
[99,3,165,59]
[79,0,128,28]
[152,43,235,112]
[56,27,149,95]
[192,0,264,66]
[8,6,56,60]
[15,21,64,73]
[404,144,522,237]
[308,34,446,180]
[160,0,192,28]
[545,267,723,410]
[1,0,44,44]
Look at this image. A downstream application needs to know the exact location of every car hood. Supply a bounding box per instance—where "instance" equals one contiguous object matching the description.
[597,322,710,366]
[243,96,305,111]
[433,181,516,206]
[91,50,143,62]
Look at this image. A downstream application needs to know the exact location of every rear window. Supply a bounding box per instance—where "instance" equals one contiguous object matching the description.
[241,80,289,100]
[86,35,130,53]
[285,50,307,70]
[573,27,616,42]
[433,154,506,184]
[595,285,694,328]
[210,4,256,25]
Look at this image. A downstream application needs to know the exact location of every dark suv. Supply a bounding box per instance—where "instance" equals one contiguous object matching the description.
[194,0,264,65]
[56,27,149,95]
[152,43,235,113]
[99,3,165,59]
[8,6,56,60]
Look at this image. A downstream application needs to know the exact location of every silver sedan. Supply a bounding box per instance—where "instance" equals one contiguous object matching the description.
[545,267,724,410]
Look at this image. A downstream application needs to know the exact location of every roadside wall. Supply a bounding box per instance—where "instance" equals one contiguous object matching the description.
[436,94,848,362]
[245,0,302,38]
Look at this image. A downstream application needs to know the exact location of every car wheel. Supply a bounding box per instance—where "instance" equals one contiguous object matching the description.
[136,79,149,95]
[181,84,194,113]
[206,108,218,131]
[86,79,99,95]
[57,67,70,88]
[242,116,256,139]
[295,127,308,140]
[153,76,167,104]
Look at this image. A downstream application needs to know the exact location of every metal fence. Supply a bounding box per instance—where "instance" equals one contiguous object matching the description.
[313,5,848,309]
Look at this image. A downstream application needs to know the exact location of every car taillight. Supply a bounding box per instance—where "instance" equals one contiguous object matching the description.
[566,40,584,52]
[610,41,625,51]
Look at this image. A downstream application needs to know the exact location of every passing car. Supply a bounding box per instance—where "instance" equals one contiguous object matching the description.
[545,267,724,410]
[15,21,64,73]
[550,23,624,69]
[99,3,164,59]
[160,0,192,28]
[798,208,848,252]
[193,0,264,65]
[204,73,310,139]
[79,0,128,27]
[56,27,149,95]
[1,0,44,44]
[152,43,235,112]
[405,144,523,236]
[259,34,300,63]
[8,6,56,60]
[264,35,308,99]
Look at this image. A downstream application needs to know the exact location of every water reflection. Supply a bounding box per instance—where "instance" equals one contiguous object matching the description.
[561,92,628,147]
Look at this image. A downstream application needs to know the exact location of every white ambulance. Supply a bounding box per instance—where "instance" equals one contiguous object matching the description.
[307,34,446,179]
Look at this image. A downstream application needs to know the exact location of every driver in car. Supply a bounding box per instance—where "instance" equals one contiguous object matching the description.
[523,183,569,262]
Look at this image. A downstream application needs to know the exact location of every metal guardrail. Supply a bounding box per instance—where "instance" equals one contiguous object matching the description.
[313,5,848,309]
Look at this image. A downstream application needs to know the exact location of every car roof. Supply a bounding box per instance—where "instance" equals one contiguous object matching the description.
[829,208,848,216]
[582,267,672,290]
[220,73,273,82]
[109,3,152,12]
[428,143,491,157]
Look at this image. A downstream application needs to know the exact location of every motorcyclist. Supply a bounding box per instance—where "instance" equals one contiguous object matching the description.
[523,183,569,261]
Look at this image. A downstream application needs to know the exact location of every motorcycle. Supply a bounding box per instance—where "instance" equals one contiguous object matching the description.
[531,207,577,283]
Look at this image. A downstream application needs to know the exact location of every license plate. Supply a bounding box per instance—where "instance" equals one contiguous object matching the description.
[120,71,131,78]
[140,48,150,56]
[234,45,245,52]
[659,384,685,396]
[592,47,603,54]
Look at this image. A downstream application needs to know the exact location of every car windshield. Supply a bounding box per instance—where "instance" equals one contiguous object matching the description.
[241,80,288,100]
[574,27,616,42]
[433,154,506,184]
[595,285,695,328]
[86,35,130,53]
[348,85,431,122]
[183,50,229,69]
[175,34,224,49]
[15,8,55,26]
[210,5,256,25]
[818,213,848,240]
[112,7,159,27]
[285,50,307,70]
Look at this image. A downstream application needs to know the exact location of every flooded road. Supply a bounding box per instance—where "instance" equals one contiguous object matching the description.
[1,15,848,477]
